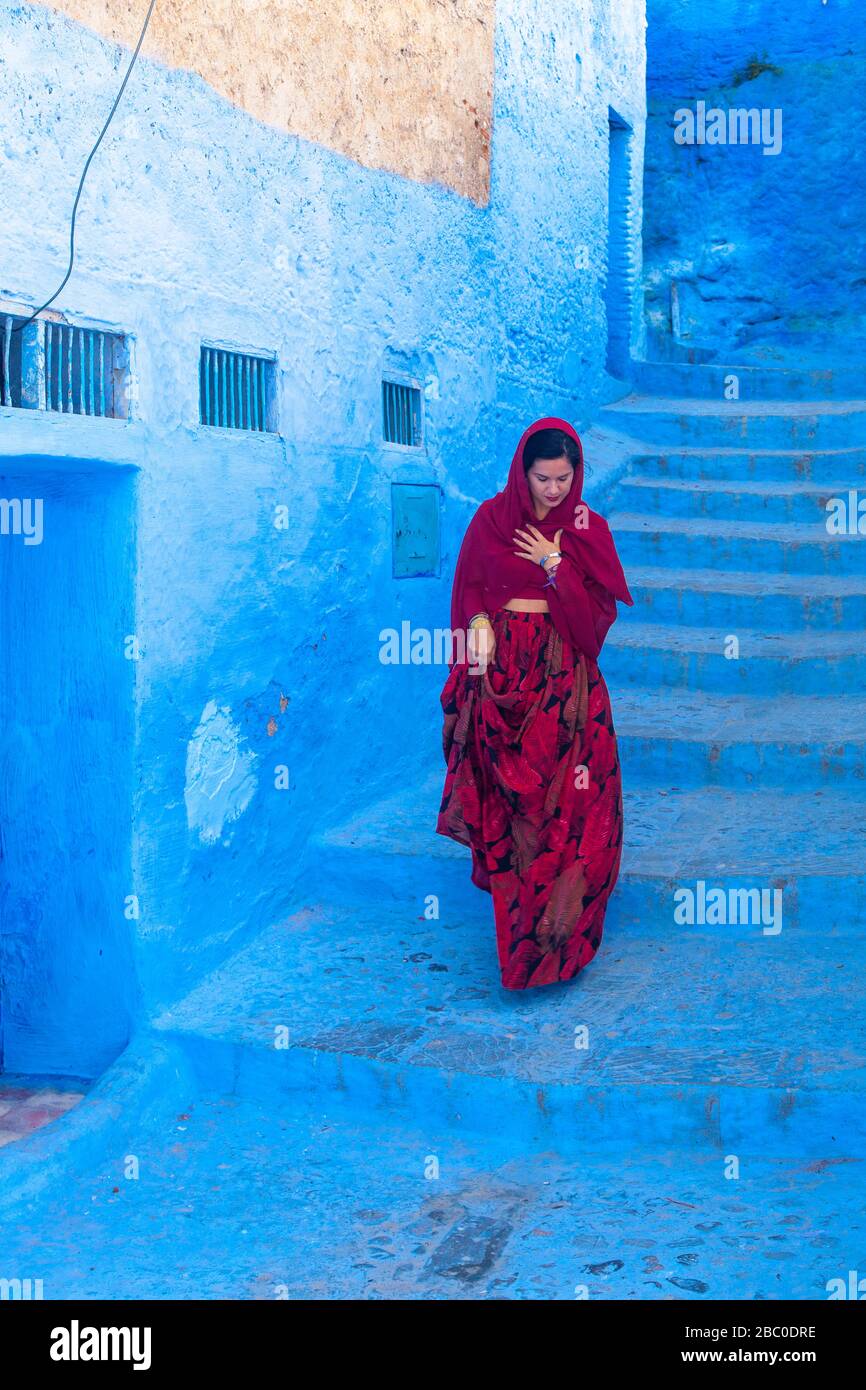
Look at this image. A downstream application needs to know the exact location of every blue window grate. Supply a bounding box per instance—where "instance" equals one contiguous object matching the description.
[1,313,25,407]
[200,346,273,431]
[382,379,422,447]
[43,321,126,417]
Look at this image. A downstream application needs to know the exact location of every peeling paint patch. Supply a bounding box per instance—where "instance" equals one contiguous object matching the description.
[185,700,258,844]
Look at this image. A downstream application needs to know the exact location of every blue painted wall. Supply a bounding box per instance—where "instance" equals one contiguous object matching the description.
[643,0,866,358]
[0,0,646,1076]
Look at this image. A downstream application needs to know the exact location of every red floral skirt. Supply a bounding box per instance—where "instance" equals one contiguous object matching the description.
[436,608,624,990]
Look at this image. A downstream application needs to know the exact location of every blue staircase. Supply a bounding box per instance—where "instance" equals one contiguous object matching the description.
[600,364,866,951]
[2,361,865,1298]
[139,361,866,1166]
[276,363,866,1160]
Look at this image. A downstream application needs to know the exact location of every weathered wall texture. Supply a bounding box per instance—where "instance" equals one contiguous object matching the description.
[643,0,866,359]
[48,0,495,204]
[0,0,645,1076]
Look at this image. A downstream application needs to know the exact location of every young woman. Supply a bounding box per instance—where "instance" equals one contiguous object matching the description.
[436,417,634,991]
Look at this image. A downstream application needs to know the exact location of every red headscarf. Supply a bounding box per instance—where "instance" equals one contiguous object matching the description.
[449,416,633,662]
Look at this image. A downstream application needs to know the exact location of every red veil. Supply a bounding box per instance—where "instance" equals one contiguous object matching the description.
[449,416,633,661]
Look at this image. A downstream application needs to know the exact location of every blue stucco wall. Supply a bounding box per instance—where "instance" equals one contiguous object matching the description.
[0,0,645,1077]
[643,0,866,358]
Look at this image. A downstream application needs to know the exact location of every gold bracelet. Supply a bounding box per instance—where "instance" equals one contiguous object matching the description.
[468,613,492,629]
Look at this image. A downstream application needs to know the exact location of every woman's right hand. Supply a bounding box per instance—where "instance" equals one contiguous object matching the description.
[468,621,496,674]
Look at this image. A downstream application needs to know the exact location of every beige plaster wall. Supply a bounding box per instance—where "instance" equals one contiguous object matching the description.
[47,0,495,203]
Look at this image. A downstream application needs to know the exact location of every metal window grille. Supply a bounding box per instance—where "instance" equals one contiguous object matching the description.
[382,379,422,447]
[1,313,25,407]
[43,322,126,417]
[200,346,272,431]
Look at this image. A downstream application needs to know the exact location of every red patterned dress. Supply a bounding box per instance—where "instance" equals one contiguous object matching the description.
[436,608,624,991]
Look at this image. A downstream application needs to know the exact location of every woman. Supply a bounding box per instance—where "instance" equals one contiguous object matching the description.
[436,417,634,991]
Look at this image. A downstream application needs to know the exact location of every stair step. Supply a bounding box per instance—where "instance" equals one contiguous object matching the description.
[633,359,866,402]
[634,446,866,484]
[602,396,866,449]
[609,512,866,576]
[150,891,866,1159]
[604,618,864,694]
[3,1076,862,1297]
[626,564,866,630]
[621,475,861,525]
[614,689,866,791]
[311,777,866,936]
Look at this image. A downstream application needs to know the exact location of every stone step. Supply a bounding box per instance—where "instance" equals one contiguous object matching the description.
[3,1072,863,1298]
[633,359,866,403]
[613,689,866,792]
[616,785,866,938]
[601,396,866,450]
[626,565,866,631]
[609,512,866,576]
[603,618,863,695]
[621,475,862,526]
[633,446,866,484]
[148,885,866,1160]
[311,777,866,937]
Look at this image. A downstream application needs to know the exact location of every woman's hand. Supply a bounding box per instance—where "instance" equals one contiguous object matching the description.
[513,525,563,573]
[467,620,495,674]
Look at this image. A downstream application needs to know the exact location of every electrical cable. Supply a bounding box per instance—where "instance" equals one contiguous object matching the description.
[12,0,158,333]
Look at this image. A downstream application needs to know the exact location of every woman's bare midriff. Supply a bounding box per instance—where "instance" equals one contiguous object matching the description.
[502,598,549,612]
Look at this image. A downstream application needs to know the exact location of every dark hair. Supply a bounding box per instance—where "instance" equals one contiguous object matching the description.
[523,428,580,474]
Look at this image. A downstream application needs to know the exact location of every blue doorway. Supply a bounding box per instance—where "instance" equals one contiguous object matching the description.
[0,458,138,1079]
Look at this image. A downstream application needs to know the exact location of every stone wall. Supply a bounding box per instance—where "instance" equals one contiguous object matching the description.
[643,0,866,359]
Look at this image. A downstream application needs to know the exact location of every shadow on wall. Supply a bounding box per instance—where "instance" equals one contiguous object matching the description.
[0,458,139,1079]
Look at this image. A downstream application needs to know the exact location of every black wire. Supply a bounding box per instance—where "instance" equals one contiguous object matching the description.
[12,0,158,333]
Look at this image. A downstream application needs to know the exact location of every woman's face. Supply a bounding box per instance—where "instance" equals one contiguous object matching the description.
[526,453,574,515]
